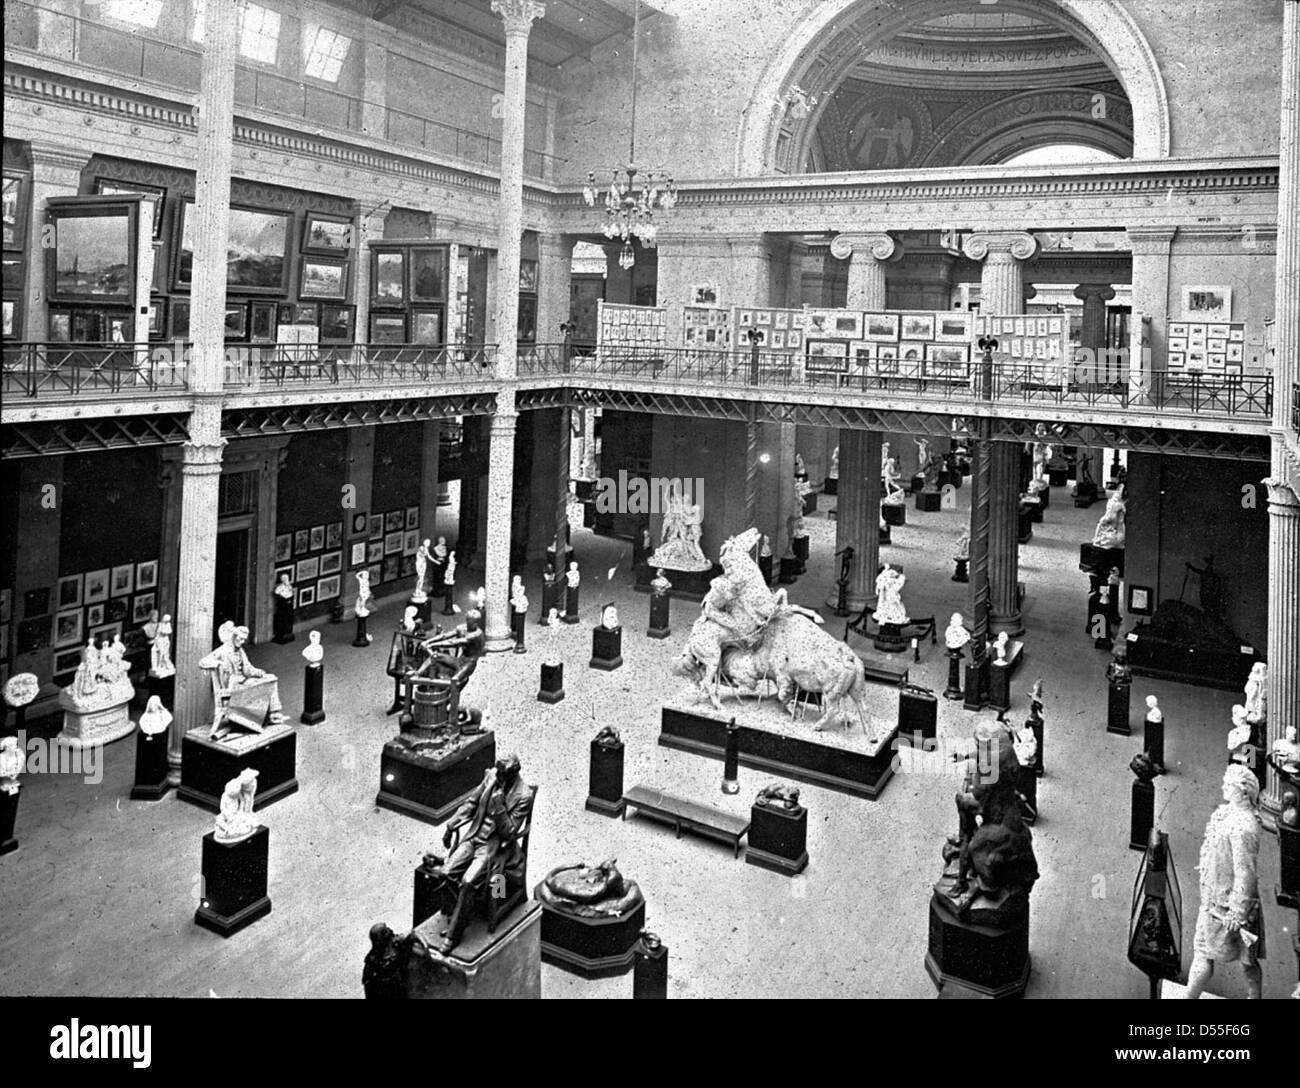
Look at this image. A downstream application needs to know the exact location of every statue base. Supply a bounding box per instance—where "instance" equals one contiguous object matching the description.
[586,738,625,817]
[375,729,496,825]
[1107,684,1132,735]
[536,885,646,978]
[300,664,325,725]
[410,597,434,625]
[1079,543,1125,578]
[882,502,906,527]
[590,625,623,671]
[659,705,899,802]
[538,662,565,704]
[944,651,964,700]
[745,800,809,876]
[952,558,969,583]
[130,729,171,801]
[194,826,272,938]
[899,685,938,742]
[403,899,542,999]
[873,622,909,654]
[147,672,175,711]
[1276,821,1299,909]
[647,593,671,639]
[1017,506,1034,544]
[823,477,838,496]
[0,786,19,856]
[57,687,136,749]
[926,882,1030,1000]
[1126,624,1262,692]
[778,556,800,584]
[1130,779,1155,851]
[178,724,299,813]
[915,490,942,513]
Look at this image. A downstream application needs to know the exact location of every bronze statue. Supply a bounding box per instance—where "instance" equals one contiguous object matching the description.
[362,922,407,999]
[536,859,644,918]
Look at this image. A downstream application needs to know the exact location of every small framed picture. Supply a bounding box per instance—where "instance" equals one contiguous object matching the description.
[836,314,863,339]
[131,592,156,624]
[148,297,166,338]
[57,574,83,611]
[294,529,310,556]
[295,556,320,582]
[350,542,367,568]
[54,608,84,648]
[384,531,404,556]
[1168,322,1189,339]
[899,342,927,365]
[1182,285,1232,321]
[367,562,383,587]
[756,310,773,326]
[368,515,384,541]
[316,575,341,602]
[1167,337,1187,354]
[786,330,802,350]
[309,524,326,552]
[1227,342,1244,364]
[136,559,158,591]
[275,533,293,562]
[110,564,134,598]
[384,510,404,533]
[0,589,11,624]
[775,311,790,330]
[224,302,248,341]
[738,311,753,327]
[296,586,316,608]
[299,256,349,300]
[934,313,972,343]
[367,541,384,564]
[900,314,936,341]
[405,505,419,530]
[326,521,342,549]
[302,213,354,254]
[402,529,419,555]
[53,648,83,676]
[1229,327,1245,342]
[691,284,718,306]
[319,551,342,576]
[770,330,785,349]
[318,303,356,344]
[86,603,105,628]
[1167,351,1185,368]
[249,300,276,343]
[382,555,400,583]
[351,512,369,537]
[1128,584,1153,616]
[106,598,128,624]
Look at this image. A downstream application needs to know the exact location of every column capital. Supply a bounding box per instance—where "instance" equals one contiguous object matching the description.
[1074,283,1117,303]
[1126,226,1177,254]
[1263,475,1300,509]
[830,232,900,263]
[962,231,1038,263]
[28,143,88,174]
[492,0,545,35]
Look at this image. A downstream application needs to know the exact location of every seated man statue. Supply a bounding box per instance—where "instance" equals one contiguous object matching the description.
[421,754,532,953]
[200,621,288,739]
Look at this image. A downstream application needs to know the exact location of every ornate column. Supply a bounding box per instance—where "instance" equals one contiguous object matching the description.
[168,0,238,783]
[23,144,85,340]
[1073,283,1117,490]
[483,0,543,650]
[962,232,1038,637]
[830,232,899,311]
[1264,0,1300,817]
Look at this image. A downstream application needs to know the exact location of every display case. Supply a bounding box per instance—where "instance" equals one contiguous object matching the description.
[1127,829,1183,997]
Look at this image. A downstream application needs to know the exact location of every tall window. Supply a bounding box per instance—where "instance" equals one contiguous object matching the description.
[238,3,281,64]
[102,0,164,28]
[303,26,351,82]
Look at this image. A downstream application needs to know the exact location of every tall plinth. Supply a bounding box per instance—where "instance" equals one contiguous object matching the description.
[402,899,542,999]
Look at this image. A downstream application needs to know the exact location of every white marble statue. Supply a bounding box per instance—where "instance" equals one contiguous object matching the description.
[273,573,294,602]
[1243,663,1267,726]
[444,551,457,586]
[945,612,970,652]
[1030,424,1053,484]
[601,604,620,630]
[1013,721,1038,768]
[214,768,261,844]
[1145,694,1162,723]
[914,436,931,471]
[954,533,970,561]
[1272,725,1300,776]
[882,456,906,505]
[473,586,487,610]
[148,613,175,679]
[565,563,580,590]
[881,442,891,474]
[0,735,22,789]
[355,570,373,617]
[651,568,672,596]
[828,447,839,481]
[413,539,433,602]
[993,631,1010,665]
[401,606,420,634]
[1227,704,1253,760]
[510,576,529,615]
[794,453,806,478]
[649,480,710,572]
[73,641,100,701]
[760,534,772,559]
[66,636,133,712]
[547,607,560,625]
[302,630,324,666]
[139,695,172,736]
[1092,489,1127,548]
[872,564,908,627]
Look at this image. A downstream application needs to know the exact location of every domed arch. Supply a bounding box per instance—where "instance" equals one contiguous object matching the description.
[735,0,1170,175]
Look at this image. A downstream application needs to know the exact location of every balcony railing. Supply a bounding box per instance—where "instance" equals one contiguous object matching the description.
[1,343,190,398]
[517,345,1276,420]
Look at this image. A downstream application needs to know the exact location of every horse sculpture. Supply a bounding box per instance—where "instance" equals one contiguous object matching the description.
[673,528,875,736]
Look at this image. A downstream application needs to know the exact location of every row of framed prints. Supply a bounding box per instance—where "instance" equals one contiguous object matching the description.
[275,521,345,564]
[1166,321,1246,371]
[8,558,160,660]
[807,339,970,375]
[598,301,668,351]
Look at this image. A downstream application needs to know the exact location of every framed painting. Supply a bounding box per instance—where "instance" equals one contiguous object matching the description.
[54,608,83,649]
[411,307,443,346]
[1182,285,1232,322]
[84,569,109,605]
[863,313,900,342]
[369,312,407,344]
[249,300,276,343]
[410,246,447,301]
[53,649,83,677]
[384,510,404,532]
[176,202,289,293]
[299,256,349,300]
[95,179,165,240]
[57,574,83,611]
[368,515,383,540]
[367,562,383,587]
[295,556,320,582]
[131,592,157,625]
[294,529,310,556]
[900,314,936,342]
[3,171,28,251]
[318,303,355,344]
[86,603,104,628]
[326,521,342,549]
[89,621,122,647]
[302,213,353,254]
[16,616,51,655]
[106,597,128,624]
[316,575,341,602]
[309,524,326,552]
[371,248,406,306]
[935,313,973,343]
[110,564,134,597]
[384,531,404,556]
[351,512,369,537]
[382,555,400,583]
[366,541,384,564]
[148,297,166,338]
[224,302,248,341]
[404,505,419,530]
[48,202,136,303]
[402,529,418,555]
[319,551,342,576]
[296,586,316,609]
[350,542,367,568]
[1128,584,1153,616]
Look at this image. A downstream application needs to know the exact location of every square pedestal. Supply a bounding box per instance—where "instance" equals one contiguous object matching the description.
[899,686,938,743]
[1079,543,1125,578]
[647,593,671,639]
[926,889,1030,999]
[1277,821,1300,909]
[179,725,299,813]
[0,786,19,856]
[194,826,271,937]
[130,729,171,801]
[405,899,542,999]
[1107,685,1132,735]
[746,801,808,875]
[414,863,444,928]
[375,730,496,825]
[633,938,669,999]
[915,490,942,513]
[538,662,565,704]
[778,557,801,584]
[882,503,906,527]
[58,697,135,749]
[823,477,838,496]
[1017,507,1034,544]
[537,890,646,977]
[586,739,626,817]
[1130,780,1155,851]
[590,626,624,671]
[989,663,1013,712]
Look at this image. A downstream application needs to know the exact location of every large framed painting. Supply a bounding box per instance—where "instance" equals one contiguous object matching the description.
[301,212,354,254]
[1181,285,1233,322]
[48,202,137,304]
[410,246,447,301]
[3,171,28,252]
[318,303,356,344]
[371,248,407,306]
[94,179,166,240]
[299,256,349,300]
[175,202,289,293]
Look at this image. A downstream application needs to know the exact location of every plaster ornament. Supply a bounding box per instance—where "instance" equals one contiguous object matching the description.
[648,480,709,572]
[355,570,373,617]
[872,564,907,627]
[213,768,261,844]
[945,613,971,652]
[139,695,172,736]
[302,630,324,665]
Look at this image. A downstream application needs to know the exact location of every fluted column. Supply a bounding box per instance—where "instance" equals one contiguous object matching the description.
[1264,0,1300,816]
[963,232,1038,637]
[1073,283,1116,491]
[483,0,543,649]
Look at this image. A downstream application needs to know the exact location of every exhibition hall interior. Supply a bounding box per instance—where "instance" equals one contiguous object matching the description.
[1,0,1299,1003]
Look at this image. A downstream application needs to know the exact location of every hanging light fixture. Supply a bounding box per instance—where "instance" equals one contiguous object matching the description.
[582,0,676,269]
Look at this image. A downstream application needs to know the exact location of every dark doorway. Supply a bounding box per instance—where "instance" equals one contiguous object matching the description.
[213,526,251,646]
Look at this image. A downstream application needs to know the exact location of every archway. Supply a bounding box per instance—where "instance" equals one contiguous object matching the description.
[735,0,1170,175]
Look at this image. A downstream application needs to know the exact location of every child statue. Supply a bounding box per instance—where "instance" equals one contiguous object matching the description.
[214,768,261,844]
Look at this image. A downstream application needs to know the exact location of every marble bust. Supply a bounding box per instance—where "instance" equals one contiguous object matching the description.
[650,568,672,596]
[213,768,260,844]
[302,630,324,666]
[601,603,620,630]
[1145,694,1162,722]
[273,573,294,601]
[139,694,172,736]
[945,612,971,652]
[1272,725,1300,776]
[566,562,580,589]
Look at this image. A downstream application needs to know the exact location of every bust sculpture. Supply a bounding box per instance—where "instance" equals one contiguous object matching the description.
[1130,751,1165,787]
[601,603,620,630]
[139,694,172,736]
[594,724,621,748]
[993,631,1010,665]
[537,858,644,919]
[355,570,373,617]
[756,783,801,810]
[1271,725,1300,777]
[302,630,324,666]
[1092,489,1127,549]
[794,453,806,478]
[872,564,907,627]
[650,568,672,596]
[213,768,260,843]
[1145,694,1162,722]
[1243,662,1267,725]
[363,922,405,1000]
[510,576,529,615]
[566,562,580,589]
[274,572,294,601]
[945,612,971,652]
[1227,704,1252,760]
[0,735,22,788]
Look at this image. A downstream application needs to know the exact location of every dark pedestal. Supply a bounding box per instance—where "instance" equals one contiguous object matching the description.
[1036,487,1050,510]
[537,887,646,978]
[1130,779,1155,851]
[300,664,325,725]
[413,863,442,928]
[1107,683,1132,735]
[873,623,908,654]
[926,889,1030,999]
[879,520,892,545]
[179,726,299,813]
[824,477,838,496]
[130,729,171,801]
[778,556,800,584]
[538,661,565,704]
[648,592,671,639]
[1027,498,1044,524]
[746,801,808,875]
[590,625,623,671]
[944,651,964,700]
[540,579,564,625]
[792,535,810,574]
[375,730,496,825]
[442,583,456,615]
[1030,717,1045,777]
[1126,627,1262,691]
[1074,481,1100,508]
[900,685,938,742]
[412,597,434,625]
[195,826,271,937]
[963,659,989,711]
[1048,467,1069,488]
[1143,715,1165,768]
[882,502,906,527]
[1277,821,1300,910]
[952,558,969,583]
[1079,543,1125,578]
[272,597,295,644]
[511,609,527,653]
[586,738,626,817]
[562,584,580,624]
[910,473,925,494]
[916,490,942,513]
[802,491,818,517]
[0,786,19,856]
[1017,506,1034,544]
[147,672,175,712]
[758,554,774,585]
[633,937,668,999]
[404,899,542,999]
[722,722,741,793]
[353,613,370,647]
[988,663,1012,712]
[1018,764,1038,824]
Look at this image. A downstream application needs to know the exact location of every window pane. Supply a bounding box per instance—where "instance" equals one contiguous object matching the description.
[103,0,164,28]
[239,3,281,63]
[303,25,351,82]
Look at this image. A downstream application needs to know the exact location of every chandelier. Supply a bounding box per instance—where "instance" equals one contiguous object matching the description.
[581,0,676,269]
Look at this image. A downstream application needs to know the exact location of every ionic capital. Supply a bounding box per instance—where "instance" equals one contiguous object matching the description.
[962,231,1038,263]
[1074,283,1117,303]
[830,232,900,263]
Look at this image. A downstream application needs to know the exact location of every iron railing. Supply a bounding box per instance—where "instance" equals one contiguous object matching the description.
[1,342,189,397]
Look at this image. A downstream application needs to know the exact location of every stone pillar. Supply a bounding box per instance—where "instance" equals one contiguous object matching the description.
[168,0,238,782]
[419,421,441,539]
[23,144,85,341]
[354,209,388,347]
[1264,0,1300,817]
[962,232,1038,637]
[1127,227,1175,391]
[483,0,542,650]
[830,232,899,311]
[360,36,388,139]
[536,233,575,345]
[1073,283,1117,490]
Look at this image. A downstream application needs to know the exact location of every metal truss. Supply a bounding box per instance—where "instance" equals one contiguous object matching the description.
[222,394,498,438]
[2,414,190,459]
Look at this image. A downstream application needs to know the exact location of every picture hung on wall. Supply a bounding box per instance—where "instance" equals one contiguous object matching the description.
[302,213,353,254]
[106,598,128,624]
[787,330,803,350]
[299,257,349,300]
[0,625,7,660]
[411,308,442,345]
[295,557,320,583]
[249,300,276,343]
[368,515,383,541]
[132,593,156,625]
[1128,585,1153,616]
[150,240,163,293]
[367,562,383,587]
[0,588,10,623]
[384,510,404,533]
[316,576,341,602]
[17,617,51,655]
[384,531,403,556]
[518,259,539,295]
[350,542,367,568]
[400,555,416,578]
[95,179,165,240]
[411,247,447,301]
[935,313,973,343]
[404,506,419,530]
[24,587,51,618]
[297,586,316,609]
[319,551,342,576]
[89,621,122,646]
[85,603,104,628]
[1181,285,1232,322]
[293,304,319,325]
[276,565,294,588]
[294,529,310,556]
[57,574,82,611]
[382,555,400,583]
[899,342,927,366]
[369,313,406,344]
[1169,322,1189,339]
[148,298,166,338]
[54,609,83,649]
[900,314,937,341]
[367,541,384,564]
[326,521,342,549]
[516,297,536,342]
[224,303,247,340]
[49,203,135,303]
[863,313,900,342]
[372,250,406,304]
[351,512,368,536]
[691,284,718,306]
[319,304,355,344]
[170,299,190,340]
[176,203,289,293]
[110,565,134,598]
[53,649,83,677]
[309,525,326,552]
[402,530,419,555]
[805,340,850,373]
[3,172,27,250]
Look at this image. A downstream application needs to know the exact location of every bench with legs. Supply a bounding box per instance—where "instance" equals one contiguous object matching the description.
[622,785,750,858]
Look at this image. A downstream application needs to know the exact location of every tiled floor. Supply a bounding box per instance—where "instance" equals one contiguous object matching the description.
[1,480,1293,999]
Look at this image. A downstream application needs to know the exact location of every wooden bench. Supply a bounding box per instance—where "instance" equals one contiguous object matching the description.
[622,785,750,858]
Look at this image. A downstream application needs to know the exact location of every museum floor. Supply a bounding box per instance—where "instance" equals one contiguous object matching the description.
[0,482,1292,1000]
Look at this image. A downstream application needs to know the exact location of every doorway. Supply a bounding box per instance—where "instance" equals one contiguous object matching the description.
[213,524,252,646]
